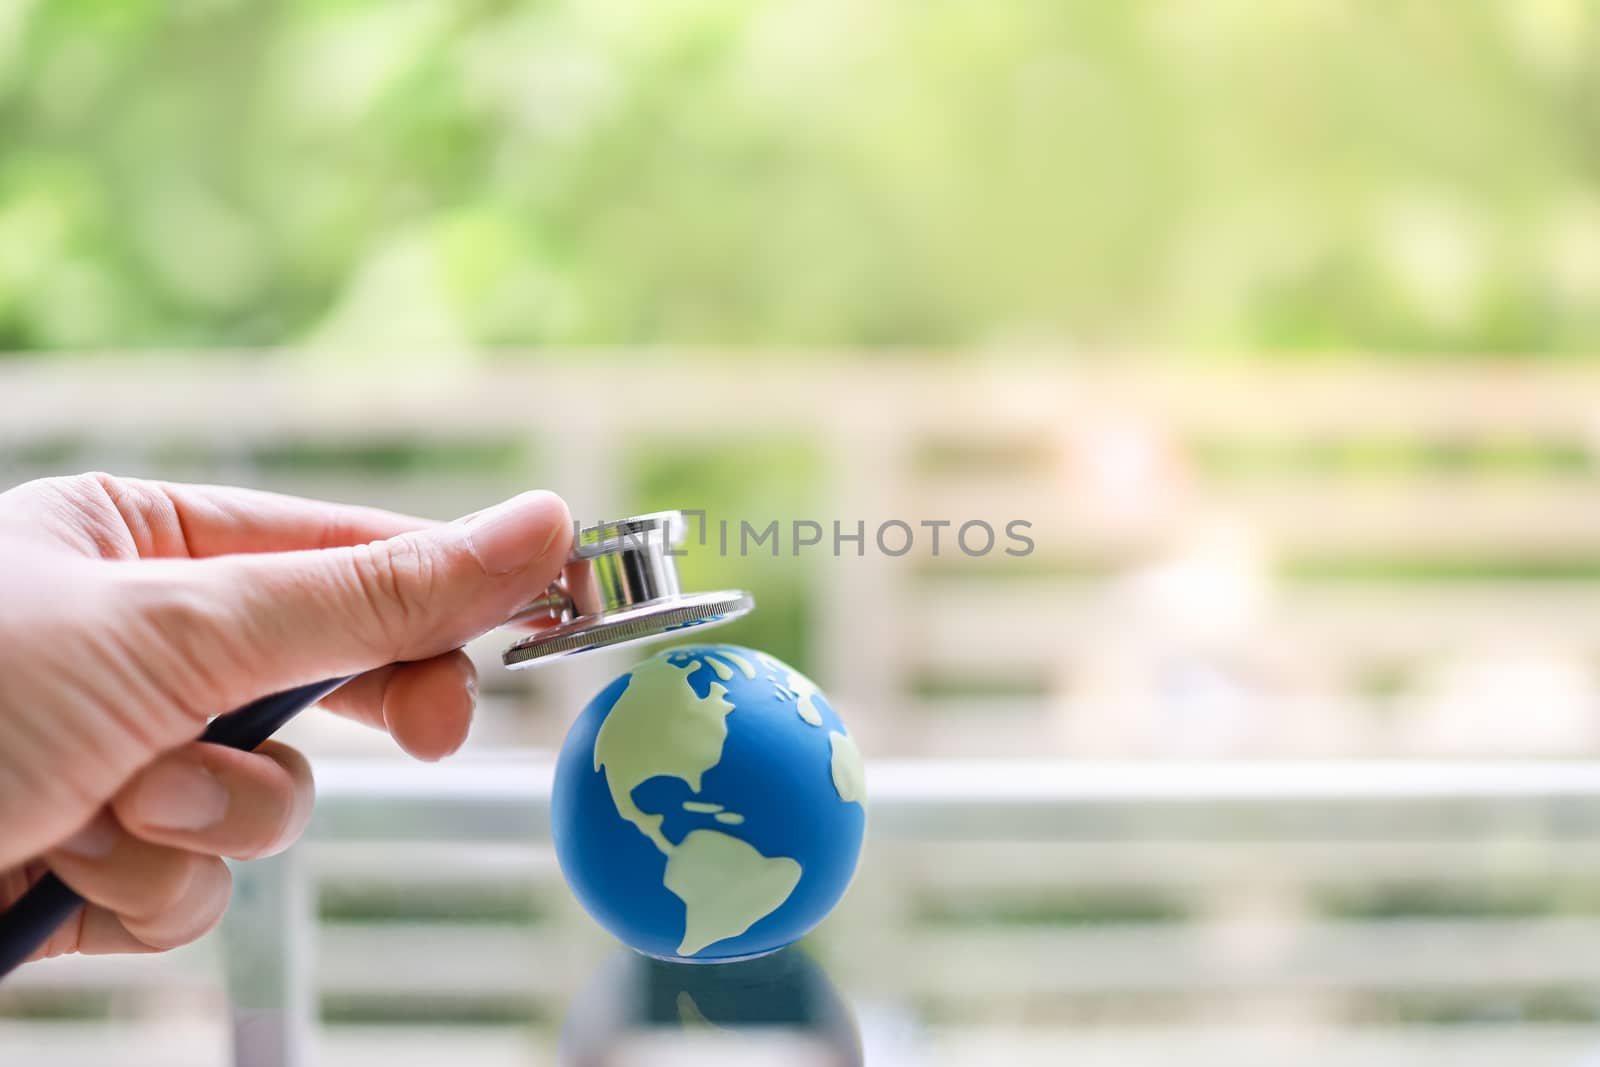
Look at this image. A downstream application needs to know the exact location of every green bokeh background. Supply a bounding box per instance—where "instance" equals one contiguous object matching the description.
[4,0,1599,355]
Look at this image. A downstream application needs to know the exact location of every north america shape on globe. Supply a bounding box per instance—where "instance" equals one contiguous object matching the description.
[551,645,867,962]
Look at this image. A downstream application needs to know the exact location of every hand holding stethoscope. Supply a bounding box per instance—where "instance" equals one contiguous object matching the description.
[0,478,750,978]
[0,476,573,972]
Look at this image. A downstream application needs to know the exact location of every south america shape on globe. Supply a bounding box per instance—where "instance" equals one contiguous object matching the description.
[551,645,867,962]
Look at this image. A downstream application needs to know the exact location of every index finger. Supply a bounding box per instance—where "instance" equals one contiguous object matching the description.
[109,477,437,558]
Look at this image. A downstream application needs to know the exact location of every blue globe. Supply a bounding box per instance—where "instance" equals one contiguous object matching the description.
[551,644,867,963]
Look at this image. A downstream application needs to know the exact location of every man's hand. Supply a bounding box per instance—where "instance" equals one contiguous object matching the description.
[0,473,570,961]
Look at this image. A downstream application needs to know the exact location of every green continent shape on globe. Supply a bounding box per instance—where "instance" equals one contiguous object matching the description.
[593,652,736,855]
[759,652,827,726]
[828,730,866,805]
[664,829,803,957]
[590,648,808,956]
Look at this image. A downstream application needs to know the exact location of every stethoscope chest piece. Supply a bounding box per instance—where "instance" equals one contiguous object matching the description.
[501,511,753,668]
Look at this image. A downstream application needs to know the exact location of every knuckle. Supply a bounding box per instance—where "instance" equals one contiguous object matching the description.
[115,572,246,724]
[137,580,225,647]
[23,473,128,558]
[32,473,185,559]
[347,537,441,652]
[56,471,119,501]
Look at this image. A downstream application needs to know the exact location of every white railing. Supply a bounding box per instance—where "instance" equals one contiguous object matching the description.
[6,357,1600,758]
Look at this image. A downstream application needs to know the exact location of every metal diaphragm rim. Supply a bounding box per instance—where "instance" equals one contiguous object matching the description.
[500,590,754,668]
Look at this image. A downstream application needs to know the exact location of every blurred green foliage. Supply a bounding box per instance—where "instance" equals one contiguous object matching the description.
[3,0,1600,355]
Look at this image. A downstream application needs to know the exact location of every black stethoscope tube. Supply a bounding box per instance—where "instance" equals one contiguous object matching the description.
[0,675,353,979]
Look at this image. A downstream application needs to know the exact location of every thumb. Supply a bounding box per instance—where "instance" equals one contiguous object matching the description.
[152,491,572,708]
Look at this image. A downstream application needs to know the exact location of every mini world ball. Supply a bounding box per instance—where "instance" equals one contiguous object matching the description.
[551,644,867,962]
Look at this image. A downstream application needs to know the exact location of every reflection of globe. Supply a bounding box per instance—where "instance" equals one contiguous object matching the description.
[559,946,862,1067]
[551,644,867,962]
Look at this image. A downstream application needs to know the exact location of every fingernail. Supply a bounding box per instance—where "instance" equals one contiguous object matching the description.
[129,760,230,831]
[58,813,119,859]
[462,491,570,576]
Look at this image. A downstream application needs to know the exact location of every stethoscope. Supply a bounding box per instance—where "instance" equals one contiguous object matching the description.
[0,510,753,978]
